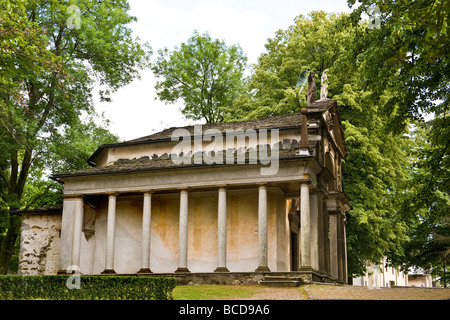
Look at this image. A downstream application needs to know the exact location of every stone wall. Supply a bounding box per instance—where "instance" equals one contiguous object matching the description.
[19,213,62,275]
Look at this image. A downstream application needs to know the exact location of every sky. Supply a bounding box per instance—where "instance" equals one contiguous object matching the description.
[93,0,355,141]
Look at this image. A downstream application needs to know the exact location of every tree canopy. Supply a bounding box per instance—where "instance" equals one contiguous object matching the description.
[346,0,449,285]
[0,0,151,274]
[151,30,248,124]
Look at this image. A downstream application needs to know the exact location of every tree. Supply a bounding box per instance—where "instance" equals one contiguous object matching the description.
[347,0,449,280]
[151,30,248,124]
[399,121,450,286]
[224,11,354,120]
[225,11,413,276]
[0,0,151,274]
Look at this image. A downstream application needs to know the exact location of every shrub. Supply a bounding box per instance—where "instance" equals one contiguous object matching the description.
[0,275,176,300]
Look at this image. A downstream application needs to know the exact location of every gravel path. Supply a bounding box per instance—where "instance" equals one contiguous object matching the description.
[242,284,450,300]
[305,284,450,300]
[242,286,309,300]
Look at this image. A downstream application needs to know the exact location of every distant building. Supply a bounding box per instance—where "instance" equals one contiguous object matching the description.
[353,258,408,287]
[408,273,434,288]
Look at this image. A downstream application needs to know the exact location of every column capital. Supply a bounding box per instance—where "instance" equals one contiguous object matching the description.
[217,185,228,191]
[177,187,190,193]
[299,180,310,186]
[140,190,153,195]
[299,179,318,189]
[62,194,85,199]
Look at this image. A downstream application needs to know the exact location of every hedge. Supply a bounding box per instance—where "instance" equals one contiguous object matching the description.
[0,275,176,300]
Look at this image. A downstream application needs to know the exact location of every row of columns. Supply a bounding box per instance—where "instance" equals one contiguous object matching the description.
[174,185,270,273]
[299,184,347,282]
[68,183,345,280]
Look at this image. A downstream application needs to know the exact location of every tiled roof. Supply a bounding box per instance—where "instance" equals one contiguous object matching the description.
[53,100,337,179]
[53,139,318,178]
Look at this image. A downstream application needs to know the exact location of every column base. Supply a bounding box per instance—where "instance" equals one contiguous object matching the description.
[175,267,191,273]
[214,267,230,272]
[57,269,77,275]
[57,269,81,275]
[137,268,153,274]
[254,266,271,272]
[299,266,314,272]
[101,269,117,274]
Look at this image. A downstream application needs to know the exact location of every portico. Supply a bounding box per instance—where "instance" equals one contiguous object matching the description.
[56,164,347,282]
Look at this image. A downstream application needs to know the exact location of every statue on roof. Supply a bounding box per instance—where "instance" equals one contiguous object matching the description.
[307,71,316,106]
[295,69,309,97]
[320,69,328,100]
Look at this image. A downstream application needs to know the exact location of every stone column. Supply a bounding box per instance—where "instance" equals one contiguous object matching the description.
[138,191,152,273]
[338,213,347,283]
[309,191,319,271]
[300,182,311,268]
[255,184,270,272]
[176,189,190,272]
[58,195,83,274]
[103,193,118,274]
[343,215,348,283]
[329,212,339,279]
[322,196,330,274]
[317,191,326,273]
[215,187,229,272]
[71,196,85,271]
[337,214,343,282]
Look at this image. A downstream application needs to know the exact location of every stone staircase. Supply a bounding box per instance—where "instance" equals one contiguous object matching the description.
[259,275,303,287]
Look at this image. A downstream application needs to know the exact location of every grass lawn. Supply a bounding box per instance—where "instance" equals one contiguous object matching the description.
[172,285,263,300]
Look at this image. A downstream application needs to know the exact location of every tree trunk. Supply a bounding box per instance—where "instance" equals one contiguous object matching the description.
[0,215,22,274]
[0,147,32,274]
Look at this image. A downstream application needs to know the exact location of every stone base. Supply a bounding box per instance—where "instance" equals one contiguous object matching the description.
[260,276,302,287]
[137,268,152,274]
[57,269,79,275]
[214,267,230,273]
[90,271,341,285]
[175,267,191,273]
[254,266,271,272]
[101,269,117,274]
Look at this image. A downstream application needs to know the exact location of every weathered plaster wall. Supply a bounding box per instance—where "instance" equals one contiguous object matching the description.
[78,189,289,274]
[95,128,304,167]
[19,213,61,275]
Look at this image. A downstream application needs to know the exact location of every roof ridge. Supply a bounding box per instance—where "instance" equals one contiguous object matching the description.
[125,112,302,143]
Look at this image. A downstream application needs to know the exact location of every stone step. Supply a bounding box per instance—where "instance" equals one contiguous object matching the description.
[260,276,302,287]
[259,280,301,287]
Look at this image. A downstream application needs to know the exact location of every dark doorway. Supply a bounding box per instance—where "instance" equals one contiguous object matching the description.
[291,231,298,271]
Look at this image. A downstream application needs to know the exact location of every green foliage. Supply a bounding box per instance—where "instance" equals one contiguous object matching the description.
[151,30,247,123]
[347,0,449,280]
[399,121,450,285]
[0,275,177,300]
[224,11,357,121]
[347,0,448,127]
[334,87,411,275]
[0,0,149,274]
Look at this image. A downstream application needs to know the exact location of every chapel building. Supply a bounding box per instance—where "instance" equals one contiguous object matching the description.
[18,99,351,284]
